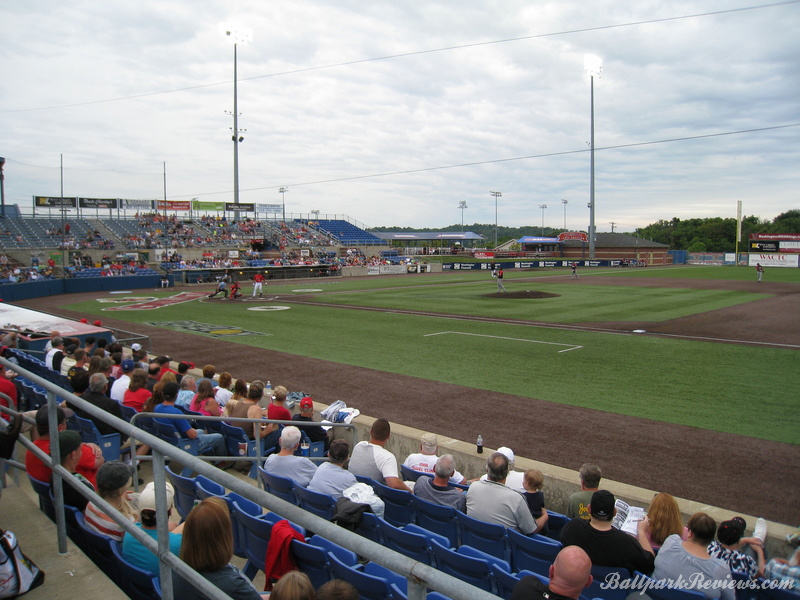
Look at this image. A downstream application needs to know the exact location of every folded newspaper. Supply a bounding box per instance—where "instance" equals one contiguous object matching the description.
[612,499,645,536]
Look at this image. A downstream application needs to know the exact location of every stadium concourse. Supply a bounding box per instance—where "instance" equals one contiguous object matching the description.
[14,275,799,531]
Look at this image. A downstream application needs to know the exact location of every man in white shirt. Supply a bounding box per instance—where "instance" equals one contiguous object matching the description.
[479,446,525,492]
[403,433,466,485]
[348,418,410,492]
[110,359,136,402]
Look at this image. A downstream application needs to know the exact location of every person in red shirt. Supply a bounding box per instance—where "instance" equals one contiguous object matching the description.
[0,362,18,410]
[252,272,265,298]
[123,369,152,412]
[25,405,104,486]
[266,385,292,422]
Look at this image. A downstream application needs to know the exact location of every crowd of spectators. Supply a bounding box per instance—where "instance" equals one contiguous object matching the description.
[14,336,798,599]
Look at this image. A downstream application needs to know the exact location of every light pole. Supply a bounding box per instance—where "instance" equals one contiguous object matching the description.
[458,200,467,232]
[584,54,602,259]
[489,191,502,248]
[279,187,288,222]
[222,24,252,221]
[539,204,547,237]
[561,198,568,230]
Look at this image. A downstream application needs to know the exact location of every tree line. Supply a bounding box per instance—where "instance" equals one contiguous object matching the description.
[371,210,800,252]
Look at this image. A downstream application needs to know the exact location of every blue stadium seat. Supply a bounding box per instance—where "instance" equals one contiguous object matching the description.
[165,464,197,522]
[412,496,459,548]
[455,510,511,563]
[507,529,562,576]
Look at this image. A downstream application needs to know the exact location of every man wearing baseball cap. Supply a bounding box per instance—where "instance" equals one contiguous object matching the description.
[55,430,95,510]
[110,358,136,403]
[561,490,655,575]
[707,517,766,579]
[404,433,466,485]
[291,396,329,451]
[122,481,184,574]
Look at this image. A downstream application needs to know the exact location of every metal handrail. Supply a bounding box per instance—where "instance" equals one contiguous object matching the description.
[1,357,498,600]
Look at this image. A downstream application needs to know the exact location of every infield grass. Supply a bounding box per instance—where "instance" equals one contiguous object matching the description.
[66,265,800,445]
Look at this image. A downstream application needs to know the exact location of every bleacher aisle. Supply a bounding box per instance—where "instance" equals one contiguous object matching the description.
[0,478,128,600]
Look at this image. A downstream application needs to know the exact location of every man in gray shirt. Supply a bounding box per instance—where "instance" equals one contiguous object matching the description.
[466,452,537,534]
[263,426,317,487]
[413,454,466,512]
[308,439,358,499]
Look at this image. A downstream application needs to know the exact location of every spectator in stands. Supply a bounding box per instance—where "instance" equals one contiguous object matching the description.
[172,497,267,600]
[228,384,277,445]
[72,373,129,445]
[511,545,594,600]
[223,378,248,417]
[65,349,89,383]
[145,361,161,391]
[44,330,61,352]
[522,469,549,535]
[190,379,222,417]
[707,517,765,580]
[154,382,226,458]
[652,512,734,600]
[176,375,197,409]
[348,418,411,492]
[56,430,95,510]
[413,454,466,511]
[466,451,537,534]
[26,405,103,486]
[175,360,192,385]
[110,359,136,403]
[316,580,359,600]
[84,460,137,541]
[765,547,800,590]
[83,336,96,356]
[263,426,317,487]
[215,372,233,408]
[197,364,217,388]
[270,571,314,600]
[644,492,685,550]
[404,433,466,485]
[123,369,152,412]
[561,490,655,575]
[45,336,65,372]
[0,364,17,410]
[0,331,18,348]
[307,439,358,499]
[566,463,602,520]
[266,385,291,421]
[155,355,176,380]
[291,397,329,450]
[122,481,184,574]
[58,343,77,374]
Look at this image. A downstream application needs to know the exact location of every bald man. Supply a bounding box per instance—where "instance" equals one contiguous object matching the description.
[511,546,593,600]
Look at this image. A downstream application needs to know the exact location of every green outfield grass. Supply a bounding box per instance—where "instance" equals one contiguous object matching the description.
[65,265,800,444]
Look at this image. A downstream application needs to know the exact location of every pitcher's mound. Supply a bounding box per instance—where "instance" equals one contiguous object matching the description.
[481,290,560,299]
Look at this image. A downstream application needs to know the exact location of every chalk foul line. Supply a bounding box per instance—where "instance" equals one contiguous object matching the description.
[424,331,583,353]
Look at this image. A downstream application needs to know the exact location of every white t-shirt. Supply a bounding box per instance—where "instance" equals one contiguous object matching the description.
[349,441,399,484]
[479,469,526,493]
[403,452,465,484]
[215,387,233,407]
[110,374,131,403]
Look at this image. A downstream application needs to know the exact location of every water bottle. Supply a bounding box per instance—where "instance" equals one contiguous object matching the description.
[266,380,272,399]
[476,435,483,454]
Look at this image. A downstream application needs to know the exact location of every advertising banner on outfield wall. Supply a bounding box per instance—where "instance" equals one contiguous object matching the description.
[747,253,799,268]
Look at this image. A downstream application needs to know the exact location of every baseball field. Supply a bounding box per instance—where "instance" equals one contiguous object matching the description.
[17,264,800,524]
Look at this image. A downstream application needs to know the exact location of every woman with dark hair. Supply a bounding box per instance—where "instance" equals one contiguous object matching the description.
[123,369,152,412]
[190,379,221,417]
[173,497,267,599]
[652,512,734,600]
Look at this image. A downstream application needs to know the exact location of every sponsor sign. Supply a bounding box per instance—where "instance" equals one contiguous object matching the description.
[367,266,381,275]
[558,231,588,242]
[750,241,778,252]
[123,199,155,209]
[146,320,268,338]
[474,252,494,258]
[750,233,800,241]
[747,253,799,268]
[256,203,283,214]
[514,262,535,268]
[193,200,225,211]
[225,202,255,212]
[34,196,77,207]
[79,197,118,209]
[780,241,800,253]
[380,265,407,275]
[156,200,191,211]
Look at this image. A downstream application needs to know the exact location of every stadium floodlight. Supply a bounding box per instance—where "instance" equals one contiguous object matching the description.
[584,54,602,259]
[539,204,548,237]
[279,187,288,222]
[561,198,568,230]
[458,200,467,233]
[221,23,252,219]
[490,191,502,248]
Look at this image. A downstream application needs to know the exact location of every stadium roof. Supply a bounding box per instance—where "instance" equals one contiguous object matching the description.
[562,233,669,248]
[371,231,484,241]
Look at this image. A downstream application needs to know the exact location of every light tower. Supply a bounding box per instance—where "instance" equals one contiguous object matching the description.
[584,54,603,259]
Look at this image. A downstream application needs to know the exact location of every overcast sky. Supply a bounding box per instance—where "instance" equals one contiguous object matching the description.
[2,1,798,233]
